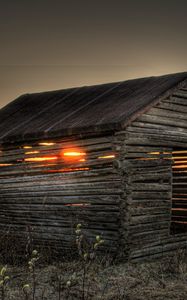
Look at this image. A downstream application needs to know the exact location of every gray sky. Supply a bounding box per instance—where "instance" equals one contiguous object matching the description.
[0,0,187,108]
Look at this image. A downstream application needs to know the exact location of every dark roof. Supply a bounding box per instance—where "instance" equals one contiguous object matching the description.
[0,72,187,143]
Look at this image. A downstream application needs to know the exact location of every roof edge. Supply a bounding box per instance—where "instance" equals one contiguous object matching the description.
[120,76,187,129]
[1,72,187,145]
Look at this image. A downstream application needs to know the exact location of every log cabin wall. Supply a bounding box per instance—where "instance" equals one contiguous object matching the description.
[115,83,187,261]
[0,134,124,254]
[0,73,187,260]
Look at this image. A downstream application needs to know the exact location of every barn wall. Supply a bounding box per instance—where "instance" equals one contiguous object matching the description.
[115,84,187,261]
[1,82,187,260]
[0,134,124,254]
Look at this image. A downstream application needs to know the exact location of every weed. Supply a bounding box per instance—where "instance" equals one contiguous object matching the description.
[0,266,9,300]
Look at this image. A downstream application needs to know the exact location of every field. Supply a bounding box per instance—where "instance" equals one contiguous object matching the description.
[1,234,187,300]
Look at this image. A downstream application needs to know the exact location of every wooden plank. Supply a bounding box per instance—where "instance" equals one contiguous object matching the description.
[147,107,187,121]
[131,172,171,182]
[0,174,120,189]
[158,102,187,113]
[129,221,169,233]
[163,97,187,106]
[125,145,171,153]
[0,167,117,183]
[126,131,187,143]
[173,91,187,98]
[0,188,123,197]
[130,200,171,208]
[130,121,187,134]
[131,214,171,225]
[0,180,121,192]
[131,183,170,191]
[126,137,186,147]
[132,191,171,199]
[138,114,187,129]
[0,195,121,205]
[126,126,187,139]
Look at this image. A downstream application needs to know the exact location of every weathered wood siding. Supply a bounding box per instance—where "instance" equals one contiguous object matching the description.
[116,85,187,260]
[0,81,187,260]
[0,135,123,253]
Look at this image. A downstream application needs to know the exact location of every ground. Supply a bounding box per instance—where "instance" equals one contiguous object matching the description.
[2,249,187,300]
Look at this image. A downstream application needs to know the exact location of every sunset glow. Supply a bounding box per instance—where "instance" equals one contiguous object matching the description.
[63,151,86,157]
[50,167,90,173]
[25,156,58,162]
[25,151,40,154]
[98,155,115,159]
[172,165,187,169]
[39,142,56,146]
[62,149,86,163]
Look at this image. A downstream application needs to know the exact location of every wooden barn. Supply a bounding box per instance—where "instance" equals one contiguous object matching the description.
[0,72,187,261]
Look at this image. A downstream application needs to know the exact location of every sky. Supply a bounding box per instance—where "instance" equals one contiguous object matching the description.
[0,0,187,108]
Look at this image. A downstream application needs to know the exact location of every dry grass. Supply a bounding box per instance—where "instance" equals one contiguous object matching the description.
[2,249,187,300]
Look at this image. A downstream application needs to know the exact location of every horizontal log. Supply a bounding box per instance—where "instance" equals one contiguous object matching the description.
[147,107,187,121]
[132,191,171,199]
[0,187,123,197]
[130,121,187,135]
[131,183,170,191]
[173,193,187,198]
[130,207,170,216]
[126,137,186,147]
[129,221,169,234]
[0,212,120,225]
[131,239,187,259]
[0,180,121,192]
[131,172,171,182]
[126,132,187,143]
[130,200,171,208]
[131,214,171,225]
[173,91,187,98]
[125,153,170,159]
[138,114,187,130]
[172,205,187,210]
[163,97,187,106]
[0,202,120,212]
[0,223,119,240]
[130,229,168,241]
[123,159,171,168]
[0,167,117,184]
[173,175,187,179]
[173,182,187,186]
[0,218,119,231]
[126,126,187,139]
[125,145,171,153]
[172,198,187,202]
[129,166,172,174]
[158,102,187,113]
[0,195,122,205]
[0,177,121,191]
